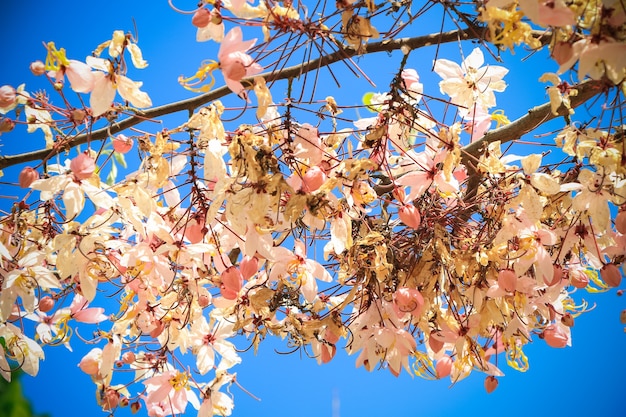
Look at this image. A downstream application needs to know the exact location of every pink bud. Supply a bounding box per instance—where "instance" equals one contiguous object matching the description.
[30,60,46,76]
[19,167,39,188]
[192,8,211,28]
[561,313,574,327]
[542,324,569,348]
[240,256,259,280]
[38,296,54,313]
[121,351,136,364]
[435,355,453,378]
[185,220,205,244]
[615,211,626,234]
[398,205,421,229]
[112,134,133,154]
[392,287,424,317]
[198,294,211,308]
[569,268,589,289]
[65,60,95,93]
[0,85,16,108]
[428,331,444,353]
[484,376,498,393]
[220,266,243,299]
[601,263,622,288]
[0,118,15,133]
[130,402,142,413]
[497,269,517,293]
[302,166,327,192]
[102,389,120,411]
[78,348,102,375]
[70,152,96,180]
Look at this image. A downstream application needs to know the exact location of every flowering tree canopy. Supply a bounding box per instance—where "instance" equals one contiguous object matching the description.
[1,0,625,415]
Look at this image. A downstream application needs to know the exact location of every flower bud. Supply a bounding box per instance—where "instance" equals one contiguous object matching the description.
[569,268,589,289]
[70,152,96,180]
[0,118,15,133]
[192,8,211,28]
[0,85,16,108]
[620,309,626,325]
[78,348,102,375]
[198,294,211,308]
[38,296,54,313]
[19,167,39,188]
[600,263,622,288]
[561,313,574,327]
[302,166,327,192]
[484,376,498,393]
[542,324,569,348]
[398,204,421,229]
[71,109,87,124]
[112,134,133,154]
[435,355,453,378]
[102,389,120,411]
[392,287,424,317]
[130,402,142,414]
[122,351,136,364]
[30,60,46,76]
[428,331,444,353]
[497,269,517,293]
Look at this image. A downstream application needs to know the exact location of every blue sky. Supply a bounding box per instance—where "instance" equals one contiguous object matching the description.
[1,1,625,416]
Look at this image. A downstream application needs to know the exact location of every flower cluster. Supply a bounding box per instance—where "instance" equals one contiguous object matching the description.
[0,1,624,416]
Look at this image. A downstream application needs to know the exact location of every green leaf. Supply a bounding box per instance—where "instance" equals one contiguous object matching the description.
[106,161,118,186]
[113,151,127,169]
[362,92,379,113]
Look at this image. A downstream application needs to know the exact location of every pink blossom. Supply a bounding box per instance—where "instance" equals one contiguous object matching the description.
[218,27,263,100]
[462,104,492,141]
[434,47,508,110]
[240,255,259,280]
[398,205,421,229]
[518,0,576,27]
[543,324,569,348]
[49,60,95,93]
[69,294,107,323]
[112,134,133,153]
[70,152,96,180]
[497,269,517,293]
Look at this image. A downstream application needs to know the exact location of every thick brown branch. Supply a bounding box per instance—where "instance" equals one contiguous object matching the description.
[0,28,480,171]
[460,78,608,207]
[462,79,607,161]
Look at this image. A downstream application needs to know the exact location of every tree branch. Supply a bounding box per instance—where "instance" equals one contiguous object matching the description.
[462,78,606,161]
[1,28,479,171]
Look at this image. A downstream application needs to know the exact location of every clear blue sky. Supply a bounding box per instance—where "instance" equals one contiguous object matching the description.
[1,1,625,416]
